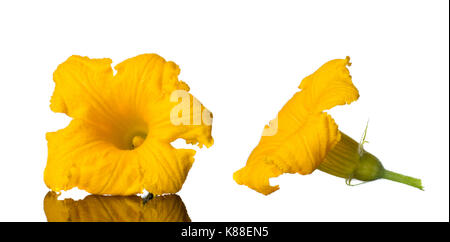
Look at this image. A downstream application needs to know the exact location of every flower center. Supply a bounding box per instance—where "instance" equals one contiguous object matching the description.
[131,135,146,149]
[101,116,149,150]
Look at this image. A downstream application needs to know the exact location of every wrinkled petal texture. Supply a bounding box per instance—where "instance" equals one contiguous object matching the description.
[45,54,213,195]
[233,57,359,195]
[43,192,190,222]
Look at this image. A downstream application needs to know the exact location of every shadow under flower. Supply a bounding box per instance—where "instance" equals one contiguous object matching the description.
[43,192,191,222]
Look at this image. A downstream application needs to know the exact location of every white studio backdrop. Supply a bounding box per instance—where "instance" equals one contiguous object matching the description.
[0,0,448,221]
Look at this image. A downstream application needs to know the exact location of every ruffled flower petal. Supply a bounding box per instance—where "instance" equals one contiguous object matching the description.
[44,119,144,195]
[50,56,115,123]
[45,54,213,195]
[44,192,190,222]
[111,54,213,148]
[233,57,359,195]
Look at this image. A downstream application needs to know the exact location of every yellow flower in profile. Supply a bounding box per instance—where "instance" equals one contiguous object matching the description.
[233,57,422,195]
[44,192,190,222]
[44,54,213,196]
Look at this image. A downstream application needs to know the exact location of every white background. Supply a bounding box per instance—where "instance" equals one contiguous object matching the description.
[0,0,448,222]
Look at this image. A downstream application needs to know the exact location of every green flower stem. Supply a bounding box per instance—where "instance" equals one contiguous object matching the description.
[381,170,423,190]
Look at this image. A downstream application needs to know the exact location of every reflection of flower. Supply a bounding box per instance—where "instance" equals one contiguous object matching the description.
[44,54,213,196]
[44,192,191,222]
[234,57,422,195]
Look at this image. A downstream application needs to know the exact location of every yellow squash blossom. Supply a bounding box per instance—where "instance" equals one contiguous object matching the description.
[233,57,422,195]
[44,54,213,196]
[44,192,190,222]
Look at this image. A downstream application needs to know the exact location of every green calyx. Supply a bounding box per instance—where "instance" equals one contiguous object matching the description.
[353,151,384,181]
[318,127,423,190]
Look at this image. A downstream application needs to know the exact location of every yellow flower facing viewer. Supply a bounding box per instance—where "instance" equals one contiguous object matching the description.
[44,192,190,222]
[233,57,422,195]
[44,54,213,196]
